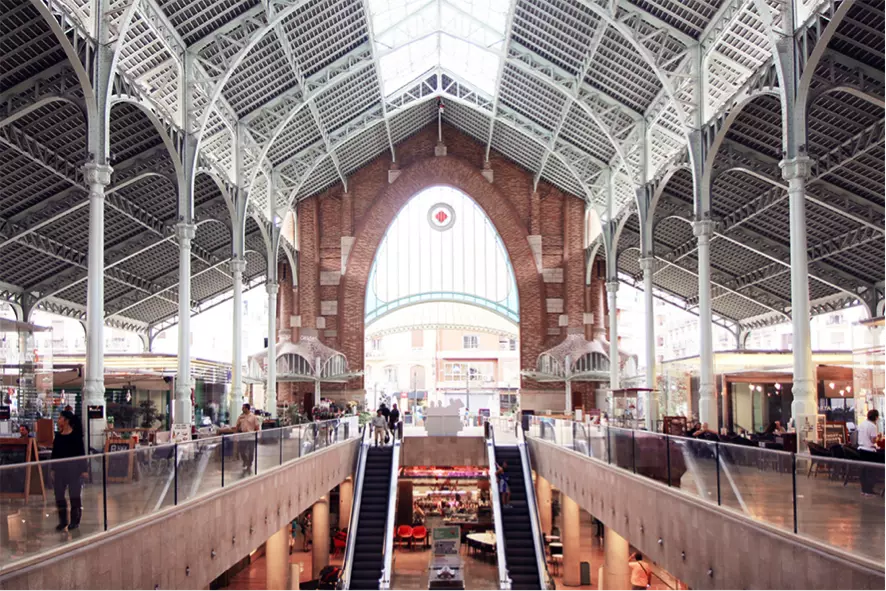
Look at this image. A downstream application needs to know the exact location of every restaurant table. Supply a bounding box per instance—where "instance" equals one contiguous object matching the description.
[465,532,496,557]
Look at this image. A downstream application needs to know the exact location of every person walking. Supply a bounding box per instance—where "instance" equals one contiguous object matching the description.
[235,403,261,473]
[51,410,87,531]
[389,403,401,435]
[371,409,389,446]
[495,461,511,508]
[628,552,650,590]
[858,409,882,496]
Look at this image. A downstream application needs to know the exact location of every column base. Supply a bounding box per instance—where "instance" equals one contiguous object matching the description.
[698,393,717,429]
[173,385,193,426]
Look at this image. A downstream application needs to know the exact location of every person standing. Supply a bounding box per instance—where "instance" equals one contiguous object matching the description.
[235,403,261,473]
[628,552,650,590]
[389,403,400,433]
[858,409,882,496]
[51,411,87,531]
[371,409,389,446]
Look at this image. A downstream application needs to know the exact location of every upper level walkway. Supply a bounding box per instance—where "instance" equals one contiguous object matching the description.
[0,418,360,590]
[521,416,885,590]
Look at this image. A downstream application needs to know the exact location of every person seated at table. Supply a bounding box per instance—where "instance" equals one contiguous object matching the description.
[18,424,32,438]
[685,421,702,437]
[691,422,711,437]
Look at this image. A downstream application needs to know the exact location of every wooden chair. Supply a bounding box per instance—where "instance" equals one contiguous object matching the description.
[806,442,832,478]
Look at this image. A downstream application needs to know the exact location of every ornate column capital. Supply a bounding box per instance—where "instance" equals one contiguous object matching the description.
[778,155,812,182]
[175,222,196,245]
[230,257,247,274]
[692,219,716,240]
[266,281,279,296]
[82,162,113,188]
[605,280,619,294]
[638,256,656,272]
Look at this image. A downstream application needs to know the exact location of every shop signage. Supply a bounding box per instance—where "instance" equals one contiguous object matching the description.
[171,423,191,443]
[87,405,104,420]
[0,406,9,420]
[432,526,461,555]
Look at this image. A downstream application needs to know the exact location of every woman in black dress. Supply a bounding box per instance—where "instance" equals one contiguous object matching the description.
[51,410,87,531]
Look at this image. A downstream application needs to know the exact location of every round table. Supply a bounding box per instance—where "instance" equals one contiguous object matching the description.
[466,532,496,556]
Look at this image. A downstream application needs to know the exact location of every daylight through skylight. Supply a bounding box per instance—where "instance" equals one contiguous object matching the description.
[367,0,509,97]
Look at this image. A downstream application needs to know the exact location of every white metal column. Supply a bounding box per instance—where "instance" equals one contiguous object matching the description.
[781,156,817,450]
[606,280,619,392]
[693,220,717,428]
[266,281,278,418]
[174,222,196,425]
[83,162,112,451]
[231,257,246,420]
[639,256,657,430]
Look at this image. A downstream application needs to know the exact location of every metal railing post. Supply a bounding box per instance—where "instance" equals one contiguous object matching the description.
[279,430,284,466]
[666,435,672,487]
[792,453,798,534]
[221,434,225,487]
[606,427,612,465]
[631,430,636,473]
[254,431,259,475]
[173,443,179,505]
[102,453,108,531]
[715,442,721,506]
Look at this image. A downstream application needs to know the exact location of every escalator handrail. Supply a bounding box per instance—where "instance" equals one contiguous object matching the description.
[486,423,512,590]
[516,424,553,590]
[340,425,371,589]
[379,435,401,590]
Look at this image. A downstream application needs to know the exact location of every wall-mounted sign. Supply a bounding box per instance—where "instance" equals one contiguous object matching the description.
[87,405,104,420]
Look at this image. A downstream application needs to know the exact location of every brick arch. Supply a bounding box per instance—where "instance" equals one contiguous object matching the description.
[338,155,547,386]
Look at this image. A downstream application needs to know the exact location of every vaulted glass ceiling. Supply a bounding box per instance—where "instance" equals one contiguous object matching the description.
[367,0,509,96]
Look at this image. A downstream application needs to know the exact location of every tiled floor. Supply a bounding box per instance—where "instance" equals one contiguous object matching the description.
[222,509,679,590]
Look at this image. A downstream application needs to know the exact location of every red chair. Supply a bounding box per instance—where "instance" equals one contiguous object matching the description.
[412,525,428,549]
[332,531,347,557]
[397,525,413,548]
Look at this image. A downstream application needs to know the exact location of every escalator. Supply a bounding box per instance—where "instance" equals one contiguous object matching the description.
[493,441,549,590]
[341,428,399,590]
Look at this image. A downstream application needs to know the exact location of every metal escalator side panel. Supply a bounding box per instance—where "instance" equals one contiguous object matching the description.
[341,426,371,589]
[517,441,550,590]
[379,440,401,590]
[487,438,512,590]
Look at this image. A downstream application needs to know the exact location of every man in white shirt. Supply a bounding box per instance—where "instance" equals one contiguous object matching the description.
[857,409,881,496]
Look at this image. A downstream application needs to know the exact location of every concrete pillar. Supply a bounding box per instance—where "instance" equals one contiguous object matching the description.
[231,257,246,421]
[639,257,657,430]
[175,222,196,426]
[601,526,630,590]
[266,522,291,590]
[535,474,552,536]
[267,281,278,418]
[693,220,717,428]
[561,493,581,587]
[82,161,113,452]
[339,477,353,529]
[311,496,330,579]
[781,156,817,451]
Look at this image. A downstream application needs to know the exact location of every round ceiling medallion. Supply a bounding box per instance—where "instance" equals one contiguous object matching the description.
[427,202,456,231]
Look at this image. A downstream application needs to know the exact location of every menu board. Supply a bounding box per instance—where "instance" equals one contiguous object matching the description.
[105,438,135,483]
[432,526,461,556]
[0,438,44,499]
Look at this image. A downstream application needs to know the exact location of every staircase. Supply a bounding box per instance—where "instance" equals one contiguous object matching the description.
[494,445,543,590]
[348,446,394,590]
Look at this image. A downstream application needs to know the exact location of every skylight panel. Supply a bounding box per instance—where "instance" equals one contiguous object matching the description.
[367,0,507,97]
[440,35,500,95]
